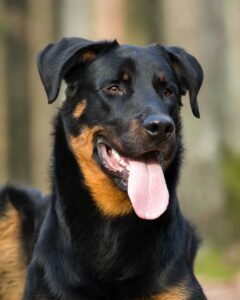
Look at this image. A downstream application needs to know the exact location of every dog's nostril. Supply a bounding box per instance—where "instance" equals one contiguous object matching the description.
[165,123,175,137]
[147,122,160,135]
[144,114,175,138]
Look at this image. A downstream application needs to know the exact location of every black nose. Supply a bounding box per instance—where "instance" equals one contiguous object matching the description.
[143,114,175,139]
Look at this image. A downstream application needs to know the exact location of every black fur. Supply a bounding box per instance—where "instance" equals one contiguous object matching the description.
[4,38,207,299]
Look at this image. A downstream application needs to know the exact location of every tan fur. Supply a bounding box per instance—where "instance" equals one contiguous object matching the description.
[130,119,146,137]
[69,127,132,217]
[73,99,87,119]
[81,51,97,62]
[159,72,166,82]
[150,283,189,300]
[0,203,26,300]
[123,72,129,81]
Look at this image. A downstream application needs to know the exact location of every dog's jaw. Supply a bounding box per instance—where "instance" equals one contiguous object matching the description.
[96,140,169,220]
[67,126,133,217]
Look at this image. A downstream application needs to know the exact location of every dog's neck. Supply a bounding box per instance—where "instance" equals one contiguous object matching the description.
[47,113,187,288]
[51,114,182,227]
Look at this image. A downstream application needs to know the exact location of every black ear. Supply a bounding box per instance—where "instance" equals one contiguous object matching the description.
[164,46,204,118]
[37,37,119,103]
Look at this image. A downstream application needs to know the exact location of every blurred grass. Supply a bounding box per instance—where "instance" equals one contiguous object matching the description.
[195,244,240,281]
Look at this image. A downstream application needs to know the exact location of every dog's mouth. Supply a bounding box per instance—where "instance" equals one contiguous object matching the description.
[96,138,169,220]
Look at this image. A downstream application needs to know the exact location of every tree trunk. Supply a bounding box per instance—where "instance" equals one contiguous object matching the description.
[27,0,60,192]
[4,1,31,184]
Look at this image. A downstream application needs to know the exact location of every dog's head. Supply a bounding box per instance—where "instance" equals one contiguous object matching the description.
[38,38,203,220]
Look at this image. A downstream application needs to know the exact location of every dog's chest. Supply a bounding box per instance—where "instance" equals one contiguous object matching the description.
[77,220,163,290]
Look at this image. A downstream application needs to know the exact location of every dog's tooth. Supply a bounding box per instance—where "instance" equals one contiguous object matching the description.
[119,159,126,166]
[111,148,117,156]
[112,149,121,161]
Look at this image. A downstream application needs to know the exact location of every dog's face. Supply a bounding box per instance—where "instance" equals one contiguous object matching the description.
[38,38,203,220]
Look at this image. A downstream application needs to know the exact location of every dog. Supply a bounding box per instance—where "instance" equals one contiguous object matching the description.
[0,37,206,299]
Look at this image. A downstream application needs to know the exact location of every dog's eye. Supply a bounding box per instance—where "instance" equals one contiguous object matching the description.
[104,85,123,96]
[163,88,175,97]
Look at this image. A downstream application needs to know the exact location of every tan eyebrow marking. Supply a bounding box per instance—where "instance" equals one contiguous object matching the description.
[123,72,129,81]
[81,51,96,62]
[159,72,166,82]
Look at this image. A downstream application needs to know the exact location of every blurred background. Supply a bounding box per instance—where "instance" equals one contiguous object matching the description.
[0,0,240,298]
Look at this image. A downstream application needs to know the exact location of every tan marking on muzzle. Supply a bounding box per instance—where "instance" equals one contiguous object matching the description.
[69,127,132,217]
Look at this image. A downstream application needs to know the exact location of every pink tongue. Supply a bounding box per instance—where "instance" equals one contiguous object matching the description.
[127,154,169,220]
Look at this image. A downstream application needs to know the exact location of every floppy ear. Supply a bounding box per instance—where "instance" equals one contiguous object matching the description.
[37,37,119,103]
[164,46,204,118]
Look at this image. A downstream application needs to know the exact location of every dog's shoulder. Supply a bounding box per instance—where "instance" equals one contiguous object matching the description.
[0,185,49,300]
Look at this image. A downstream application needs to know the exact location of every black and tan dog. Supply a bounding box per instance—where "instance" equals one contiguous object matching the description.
[0,38,206,299]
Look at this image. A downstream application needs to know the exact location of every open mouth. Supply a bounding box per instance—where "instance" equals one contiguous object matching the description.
[97,139,164,189]
[96,138,169,220]
[97,140,130,190]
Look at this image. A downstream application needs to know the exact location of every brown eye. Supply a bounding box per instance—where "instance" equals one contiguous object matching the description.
[105,85,123,96]
[163,89,174,97]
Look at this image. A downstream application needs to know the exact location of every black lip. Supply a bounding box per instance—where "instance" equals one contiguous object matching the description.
[96,136,165,161]
[94,138,129,191]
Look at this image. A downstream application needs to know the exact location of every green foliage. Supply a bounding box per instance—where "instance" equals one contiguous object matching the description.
[222,148,240,241]
[195,245,240,281]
